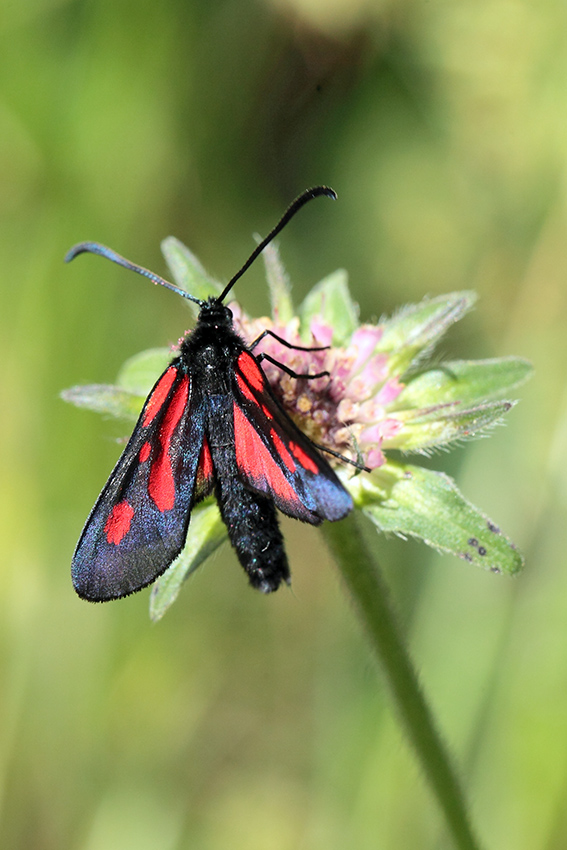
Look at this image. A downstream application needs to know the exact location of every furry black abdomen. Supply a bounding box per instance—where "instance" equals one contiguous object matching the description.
[216,475,290,593]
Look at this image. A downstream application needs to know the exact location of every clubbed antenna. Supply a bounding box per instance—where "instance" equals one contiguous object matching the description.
[65,241,203,305]
[216,186,337,303]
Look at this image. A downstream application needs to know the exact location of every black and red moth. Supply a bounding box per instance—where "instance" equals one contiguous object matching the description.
[67,187,354,601]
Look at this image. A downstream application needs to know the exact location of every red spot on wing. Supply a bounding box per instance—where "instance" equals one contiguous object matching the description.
[139,441,151,463]
[148,375,189,511]
[270,430,296,472]
[234,404,299,505]
[289,441,319,474]
[237,351,265,392]
[236,372,273,419]
[197,437,213,484]
[236,373,256,404]
[142,367,177,427]
[104,500,135,545]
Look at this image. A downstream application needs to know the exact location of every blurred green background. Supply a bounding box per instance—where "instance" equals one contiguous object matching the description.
[0,0,564,847]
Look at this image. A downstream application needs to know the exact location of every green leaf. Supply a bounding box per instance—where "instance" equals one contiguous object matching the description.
[60,384,144,421]
[394,357,533,409]
[116,347,172,395]
[161,236,221,315]
[376,292,477,377]
[62,346,176,422]
[299,269,359,345]
[149,502,227,621]
[261,241,294,324]
[389,400,514,451]
[351,461,523,575]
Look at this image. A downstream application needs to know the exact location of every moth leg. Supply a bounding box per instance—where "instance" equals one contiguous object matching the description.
[251,340,370,474]
[255,351,329,380]
[308,440,370,472]
[250,329,329,353]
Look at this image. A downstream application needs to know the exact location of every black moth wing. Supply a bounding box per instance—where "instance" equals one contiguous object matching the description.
[72,362,212,601]
[232,350,353,524]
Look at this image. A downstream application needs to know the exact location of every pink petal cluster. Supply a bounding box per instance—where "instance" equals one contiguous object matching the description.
[231,305,404,470]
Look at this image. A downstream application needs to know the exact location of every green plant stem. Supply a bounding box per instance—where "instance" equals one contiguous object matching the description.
[322,512,485,850]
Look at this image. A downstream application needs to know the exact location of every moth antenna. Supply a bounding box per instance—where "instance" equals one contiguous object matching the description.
[216,186,337,303]
[65,241,203,306]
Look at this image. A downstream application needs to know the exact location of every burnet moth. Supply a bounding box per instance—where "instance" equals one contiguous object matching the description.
[67,187,357,601]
